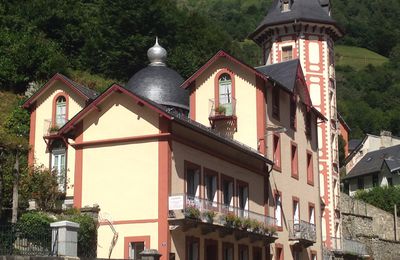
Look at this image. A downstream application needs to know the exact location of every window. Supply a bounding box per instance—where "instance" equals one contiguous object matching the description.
[186,237,199,260]
[273,134,281,170]
[222,175,234,212]
[293,249,300,260]
[275,244,283,260]
[281,0,293,12]
[282,46,293,61]
[357,177,364,189]
[238,245,249,260]
[307,152,314,185]
[264,46,272,65]
[204,169,218,207]
[205,239,218,260]
[310,250,317,260]
[186,162,200,199]
[272,87,280,120]
[55,96,67,127]
[293,198,300,224]
[372,174,379,187]
[291,143,298,179]
[219,74,232,105]
[51,141,67,192]
[128,242,144,259]
[309,204,315,225]
[253,247,262,260]
[223,243,234,260]
[237,181,249,218]
[290,96,297,130]
[275,192,282,228]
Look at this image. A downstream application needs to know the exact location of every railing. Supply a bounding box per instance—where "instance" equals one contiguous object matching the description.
[0,224,52,256]
[331,237,368,256]
[288,220,316,242]
[169,194,276,233]
[43,119,65,136]
[209,98,236,118]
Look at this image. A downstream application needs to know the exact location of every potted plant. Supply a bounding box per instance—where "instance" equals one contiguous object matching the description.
[241,218,252,231]
[224,213,236,227]
[215,105,226,115]
[250,219,263,234]
[233,216,242,229]
[202,210,216,223]
[185,205,200,220]
[49,125,59,134]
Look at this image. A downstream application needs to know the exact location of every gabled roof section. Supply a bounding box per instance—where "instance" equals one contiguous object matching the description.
[343,144,400,180]
[256,59,312,107]
[58,84,172,136]
[338,112,351,132]
[23,73,99,108]
[250,0,342,41]
[180,50,269,89]
[256,59,299,92]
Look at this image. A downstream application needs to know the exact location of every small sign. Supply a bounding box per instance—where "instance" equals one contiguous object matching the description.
[169,195,184,210]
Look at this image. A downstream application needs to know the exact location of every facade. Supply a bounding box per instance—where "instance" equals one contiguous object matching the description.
[342,144,400,196]
[249,0,343,252]
[23,1,343,259]
[344,131,400,174]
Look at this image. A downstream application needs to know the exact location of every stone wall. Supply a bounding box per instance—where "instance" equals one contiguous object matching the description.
[340,193,400,260]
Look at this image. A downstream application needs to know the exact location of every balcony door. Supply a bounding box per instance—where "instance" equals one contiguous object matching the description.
[205,240,218,260]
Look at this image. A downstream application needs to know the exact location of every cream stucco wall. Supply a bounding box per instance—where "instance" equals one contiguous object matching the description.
[33,81,86,196]
[79,92,160,221]
[193,59,258,150]
[82,92,159,142]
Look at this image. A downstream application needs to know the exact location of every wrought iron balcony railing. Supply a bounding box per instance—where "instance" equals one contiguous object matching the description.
[169,194,277,236]
[209,98,236,118]
[288,220,317,243]
[43,119,66,136]
[331,237,368,256]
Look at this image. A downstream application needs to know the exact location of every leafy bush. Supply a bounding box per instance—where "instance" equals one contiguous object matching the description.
[67,213,98,258]
[355,185,400,215]
[17,211,54,245]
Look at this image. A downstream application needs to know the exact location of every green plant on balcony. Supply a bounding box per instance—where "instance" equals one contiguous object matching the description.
[49,125,59,133]
[241,218,252,231]
[202,210,216,223]
[263,225,277,236]
[233,216,242,229]
[185,205,200,220]
[250,219,263,234]
[223,212,236,227]
[214,105,226,115]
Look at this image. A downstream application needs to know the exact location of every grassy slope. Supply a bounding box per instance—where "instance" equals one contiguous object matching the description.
[335,45,388,69]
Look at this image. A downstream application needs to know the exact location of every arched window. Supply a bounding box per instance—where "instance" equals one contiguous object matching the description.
[218,74,232,105]
[55,96,67,127]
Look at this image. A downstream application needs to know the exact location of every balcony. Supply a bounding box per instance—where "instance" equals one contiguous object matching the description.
[43,119,65,137]
[288,220,316,247]
[168,195,277,243]
[332,237,369,257]
[208,98,237,130]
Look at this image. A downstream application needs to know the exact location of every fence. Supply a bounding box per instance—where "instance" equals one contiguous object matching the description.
[0,224,52,256]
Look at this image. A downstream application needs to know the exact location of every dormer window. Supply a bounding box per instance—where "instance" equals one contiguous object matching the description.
[219,74,232,105]
[281,0,293,12]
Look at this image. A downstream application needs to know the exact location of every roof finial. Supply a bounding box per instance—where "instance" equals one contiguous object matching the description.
[147,37,167,66]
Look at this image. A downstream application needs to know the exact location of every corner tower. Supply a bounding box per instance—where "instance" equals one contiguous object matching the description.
[250,0,343,253]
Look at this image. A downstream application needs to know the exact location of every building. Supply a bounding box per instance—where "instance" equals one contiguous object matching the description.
[249,0,343,252]
[342,144,400,196]
[23,0,344,259]
[345,131,400,174]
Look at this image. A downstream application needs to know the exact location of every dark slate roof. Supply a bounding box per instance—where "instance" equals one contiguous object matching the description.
[348,139,362,151]
[256,59,300,92]
[125,66,189,110]
[255,0,336,30]
[58,73,99,100]
[343,144,400,180]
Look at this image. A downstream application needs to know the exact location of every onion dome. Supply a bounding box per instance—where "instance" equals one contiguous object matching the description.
[125,38,189,111]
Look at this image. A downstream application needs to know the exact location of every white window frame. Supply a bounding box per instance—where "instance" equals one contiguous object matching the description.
[55,96,67,127]
[51,148,66,192]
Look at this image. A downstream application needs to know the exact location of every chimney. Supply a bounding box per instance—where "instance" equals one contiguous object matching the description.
[380,130,392,148]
